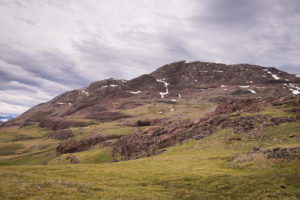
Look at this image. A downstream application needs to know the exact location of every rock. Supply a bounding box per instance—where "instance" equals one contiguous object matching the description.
[265,147,300,159]
[229,136,242,141]
[70,156,80,164]
[289,134,295,138]
[136,120,151,127]
[65,155,80,164]
[273,147,280,152]
[253,146,260,152]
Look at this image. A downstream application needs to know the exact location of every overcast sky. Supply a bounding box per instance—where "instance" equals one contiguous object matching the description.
[0,0,300,115]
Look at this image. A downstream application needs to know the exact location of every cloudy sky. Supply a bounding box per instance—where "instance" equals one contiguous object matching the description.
[0,0,300,115]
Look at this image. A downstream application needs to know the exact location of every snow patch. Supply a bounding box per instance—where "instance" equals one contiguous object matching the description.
[57,102,65,105]
[220,85,226,88]
[1,119,8,122]
[171,99,177,102]
[129,91,141,94]
[178,94,182,99]
[68,103,72,106]
[81,89,89,96]
[265,70,280,80]
[214,70,223,73]
[157,79,169,99]
[296,75,300,78]
[101,84,118,88]
[284,83,300,95]
[248,89,256,94]
[239,85,249,88]
[271,74,280,80]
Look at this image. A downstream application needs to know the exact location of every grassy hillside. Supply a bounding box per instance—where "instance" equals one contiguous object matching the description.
[0,98,299,199]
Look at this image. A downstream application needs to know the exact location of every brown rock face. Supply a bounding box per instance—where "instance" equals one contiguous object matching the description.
[49,129,74,140]
[56,134,121,154]
[2,61,300,131]
[150,61,298,87]
[112,96,300,160]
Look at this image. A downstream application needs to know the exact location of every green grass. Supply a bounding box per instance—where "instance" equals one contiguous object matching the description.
[0,125,51,143]
[0,137,299,199]
[0,119,299,199]
[0,143,24,156]
[48,147,112,165]
[71,122,135,140]
[121,101,216,121]
[0,100,299,199]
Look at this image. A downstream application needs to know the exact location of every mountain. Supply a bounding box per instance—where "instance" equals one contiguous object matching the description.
[0,61,300,199]
[0,115,15,124]
[2,61,300,128]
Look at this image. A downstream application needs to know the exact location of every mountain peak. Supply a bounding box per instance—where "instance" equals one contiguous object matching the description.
[151,61,298,86]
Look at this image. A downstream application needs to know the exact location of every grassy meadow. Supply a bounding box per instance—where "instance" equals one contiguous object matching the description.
[0,100,299,199]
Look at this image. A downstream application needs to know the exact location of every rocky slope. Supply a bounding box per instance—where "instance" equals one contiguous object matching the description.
[2,61,300,129]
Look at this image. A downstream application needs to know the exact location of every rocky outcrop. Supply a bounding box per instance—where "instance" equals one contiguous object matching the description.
[56,134,121,154]
[49,129,74,140]
[263,147,300,159]
[231,147,300,164]
[112,96,300,160]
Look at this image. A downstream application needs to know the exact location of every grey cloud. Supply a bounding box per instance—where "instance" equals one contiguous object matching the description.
[0,0,299,114]
[72,37,163,80]
[0,80,36,92]
[278,65,300,75]
[13,16,38,26]
[196,0,267,29]
[0,43,89,87]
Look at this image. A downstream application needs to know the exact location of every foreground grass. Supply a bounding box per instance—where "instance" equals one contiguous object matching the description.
[1,127,300,199]
[0,102,299,199]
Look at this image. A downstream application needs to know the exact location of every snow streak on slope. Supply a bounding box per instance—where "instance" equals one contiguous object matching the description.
[157,79,169,99]
[264,69,280,80]
[129,91,141,94]
[248,89,256,94]
[284,83,300,95]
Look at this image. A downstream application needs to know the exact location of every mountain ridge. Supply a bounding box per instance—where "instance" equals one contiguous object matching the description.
[2,61,300,128]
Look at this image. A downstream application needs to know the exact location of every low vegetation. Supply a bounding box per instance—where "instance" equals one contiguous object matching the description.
[0,97,299,199]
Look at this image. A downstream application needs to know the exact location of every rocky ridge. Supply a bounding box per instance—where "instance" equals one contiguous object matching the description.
[3,61,300,129]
